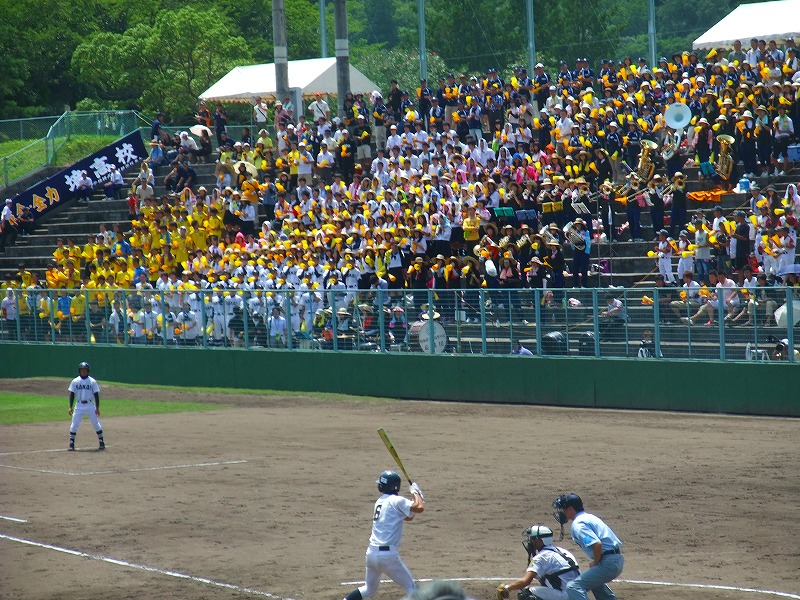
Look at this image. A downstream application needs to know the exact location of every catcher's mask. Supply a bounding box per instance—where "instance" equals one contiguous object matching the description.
[522,524,554,561]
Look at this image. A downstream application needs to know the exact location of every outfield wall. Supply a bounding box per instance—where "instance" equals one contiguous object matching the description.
[2,344,797,417]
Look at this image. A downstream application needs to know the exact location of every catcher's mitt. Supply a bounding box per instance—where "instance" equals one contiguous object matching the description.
[497,584,509,600]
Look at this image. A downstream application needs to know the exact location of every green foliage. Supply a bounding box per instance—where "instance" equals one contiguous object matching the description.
[352,50,450,97]
[72,7,251,121]
[0,0,777,120]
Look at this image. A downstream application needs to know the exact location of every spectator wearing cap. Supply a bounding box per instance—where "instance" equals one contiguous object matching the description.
[532,63,551,111]
[308,93,330,122]
[371,94,388,151]
[213,104,228,145]
[353,115,372,169]
[76,171,94,204]
[103,165,124,200]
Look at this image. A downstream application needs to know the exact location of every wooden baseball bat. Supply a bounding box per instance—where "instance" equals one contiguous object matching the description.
[377,427,413,484]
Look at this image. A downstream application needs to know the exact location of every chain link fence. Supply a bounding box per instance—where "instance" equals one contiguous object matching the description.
[1,111,146,190]
[0,287,796,362]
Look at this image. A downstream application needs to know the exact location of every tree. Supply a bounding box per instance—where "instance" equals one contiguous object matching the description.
[73,7,251,120]
[352,49,449,95]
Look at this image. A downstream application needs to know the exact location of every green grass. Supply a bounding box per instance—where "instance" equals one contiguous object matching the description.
[0,134,119,185]
[0,392,227,426]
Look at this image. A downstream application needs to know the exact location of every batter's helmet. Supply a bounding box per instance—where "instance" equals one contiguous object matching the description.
[78,361,90,374]
[376,470,401,494]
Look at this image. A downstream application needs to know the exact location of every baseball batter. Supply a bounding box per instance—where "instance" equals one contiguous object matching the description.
[67,362,105,451]
[497,525,581,600]
[343,470,424,600]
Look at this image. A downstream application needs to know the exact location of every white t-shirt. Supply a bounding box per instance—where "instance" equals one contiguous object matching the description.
[68,375,100,403]
[368,493,413,549]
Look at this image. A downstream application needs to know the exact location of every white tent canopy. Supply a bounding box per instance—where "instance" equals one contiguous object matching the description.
[199,57,379,102]
[693,0,800,49]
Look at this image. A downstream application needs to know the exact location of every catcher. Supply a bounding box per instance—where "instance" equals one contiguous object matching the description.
[497,525,580,600]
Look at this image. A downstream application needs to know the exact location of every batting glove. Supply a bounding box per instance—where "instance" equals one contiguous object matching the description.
[409,483,423,499]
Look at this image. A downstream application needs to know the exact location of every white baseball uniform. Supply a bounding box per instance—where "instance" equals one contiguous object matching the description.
[68,375,103,447]
[526,546,581,600]
[357,493,417,598]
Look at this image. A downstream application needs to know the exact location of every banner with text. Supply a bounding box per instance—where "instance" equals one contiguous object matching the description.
[7,131,146,225]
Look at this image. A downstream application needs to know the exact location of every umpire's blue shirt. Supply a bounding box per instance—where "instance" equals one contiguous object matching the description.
[570,511,622,558]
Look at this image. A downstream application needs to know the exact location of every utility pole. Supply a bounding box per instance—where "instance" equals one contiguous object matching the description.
[525,0,536,73]
[418,0,427,81]
[273,0,289,104]
[320,0,327,58]
[647,0,656,69]
[334,0,350,116]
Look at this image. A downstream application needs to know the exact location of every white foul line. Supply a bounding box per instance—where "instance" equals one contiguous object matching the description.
[0,459,247,476]
[339,577,800,599]
[0,515,28,523]
[0,448,72,456]
[0,533,291,600]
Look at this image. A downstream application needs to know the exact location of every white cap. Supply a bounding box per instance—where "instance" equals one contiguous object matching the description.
[535,62,544,68]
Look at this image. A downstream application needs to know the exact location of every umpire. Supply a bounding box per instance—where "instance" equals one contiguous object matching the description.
[552,494,623,600]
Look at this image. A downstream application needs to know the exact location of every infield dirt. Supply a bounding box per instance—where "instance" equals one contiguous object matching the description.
[0,378,797,600]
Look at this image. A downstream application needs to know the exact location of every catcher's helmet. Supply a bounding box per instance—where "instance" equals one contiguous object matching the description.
[523,524,554,555]
[376,470,401,494]
[553,494,583,524]
[78,362,90,375]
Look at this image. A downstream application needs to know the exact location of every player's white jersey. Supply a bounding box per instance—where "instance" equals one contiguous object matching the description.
[368,493,413,549]
[68,376,100,402]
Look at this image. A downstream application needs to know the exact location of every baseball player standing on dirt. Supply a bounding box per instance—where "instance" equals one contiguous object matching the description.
[343,470,424,600]
[67,362,105,451]
[497,524,581,600]
[552,494,623,600]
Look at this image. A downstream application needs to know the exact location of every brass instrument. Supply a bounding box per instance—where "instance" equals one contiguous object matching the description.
[515,234,531,249]
[473,234,499,257]
[715,134,735,181]
[661,103,692,161]
[540,228,560,246]
[498,235,511,249]
[637,139,659,182]
[563,221,587,250]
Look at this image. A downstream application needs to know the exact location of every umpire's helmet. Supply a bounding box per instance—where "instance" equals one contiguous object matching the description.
[376,470,401,494]
[78,362,90,376]
[553,493,583,524]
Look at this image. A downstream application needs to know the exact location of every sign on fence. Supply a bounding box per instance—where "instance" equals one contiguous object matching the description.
[7,131,146,224]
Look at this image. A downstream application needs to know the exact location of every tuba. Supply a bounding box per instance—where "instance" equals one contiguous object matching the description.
[715,134,735,181]
[637,139,659,182]
[661,103,692,161]
[563,221,587,250]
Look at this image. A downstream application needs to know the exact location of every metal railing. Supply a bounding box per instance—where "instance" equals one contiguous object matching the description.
[1,111,146,189]
[1,287,797,362]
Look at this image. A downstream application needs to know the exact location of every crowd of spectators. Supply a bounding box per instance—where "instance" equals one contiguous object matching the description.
[2,39,800,350]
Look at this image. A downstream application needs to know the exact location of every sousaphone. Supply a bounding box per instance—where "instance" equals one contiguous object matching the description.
[662,103,692,161]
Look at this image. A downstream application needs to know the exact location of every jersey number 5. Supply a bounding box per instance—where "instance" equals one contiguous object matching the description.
[373,504,382,521]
